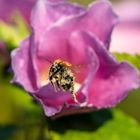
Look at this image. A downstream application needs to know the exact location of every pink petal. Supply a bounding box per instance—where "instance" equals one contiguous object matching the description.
[84,0,118,48]
[31,0,118,46]
[35,83,72,116]
[31,0,85,35]
[82,31,140,108]
[11,38,38,92]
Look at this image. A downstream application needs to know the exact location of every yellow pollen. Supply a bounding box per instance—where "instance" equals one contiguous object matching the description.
[54,59,72,67]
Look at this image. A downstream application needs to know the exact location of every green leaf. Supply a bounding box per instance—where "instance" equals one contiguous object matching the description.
[0,125,19,140]
[114,53,140,71]
[0,80,41,125]
[50,109,140,140]
[118,88,140,123]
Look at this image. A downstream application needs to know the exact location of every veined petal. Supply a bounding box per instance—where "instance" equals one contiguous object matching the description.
[82,31,140,108]
[31,0,117,47]
[37,0,118,56]
[31,0,85,35]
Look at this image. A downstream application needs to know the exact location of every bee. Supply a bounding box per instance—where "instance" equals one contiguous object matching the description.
[48,59,78,103]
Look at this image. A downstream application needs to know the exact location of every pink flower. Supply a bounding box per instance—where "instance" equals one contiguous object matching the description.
[0,0,36,23]
[11,0,140,117]
[110,1,140,55]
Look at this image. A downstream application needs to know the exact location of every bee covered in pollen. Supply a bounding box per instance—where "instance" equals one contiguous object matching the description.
[48,59,78,103]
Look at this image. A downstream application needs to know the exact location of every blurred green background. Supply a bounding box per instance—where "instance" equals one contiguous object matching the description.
[0,0,140,140]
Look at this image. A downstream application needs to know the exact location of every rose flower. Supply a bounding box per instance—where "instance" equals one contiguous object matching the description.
[11,0,140,117]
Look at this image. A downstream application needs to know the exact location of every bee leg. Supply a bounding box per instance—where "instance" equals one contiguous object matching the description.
[72,92,79,103]
[56,80,61,91]
[71,87,79,103]
[50,79,58,92]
